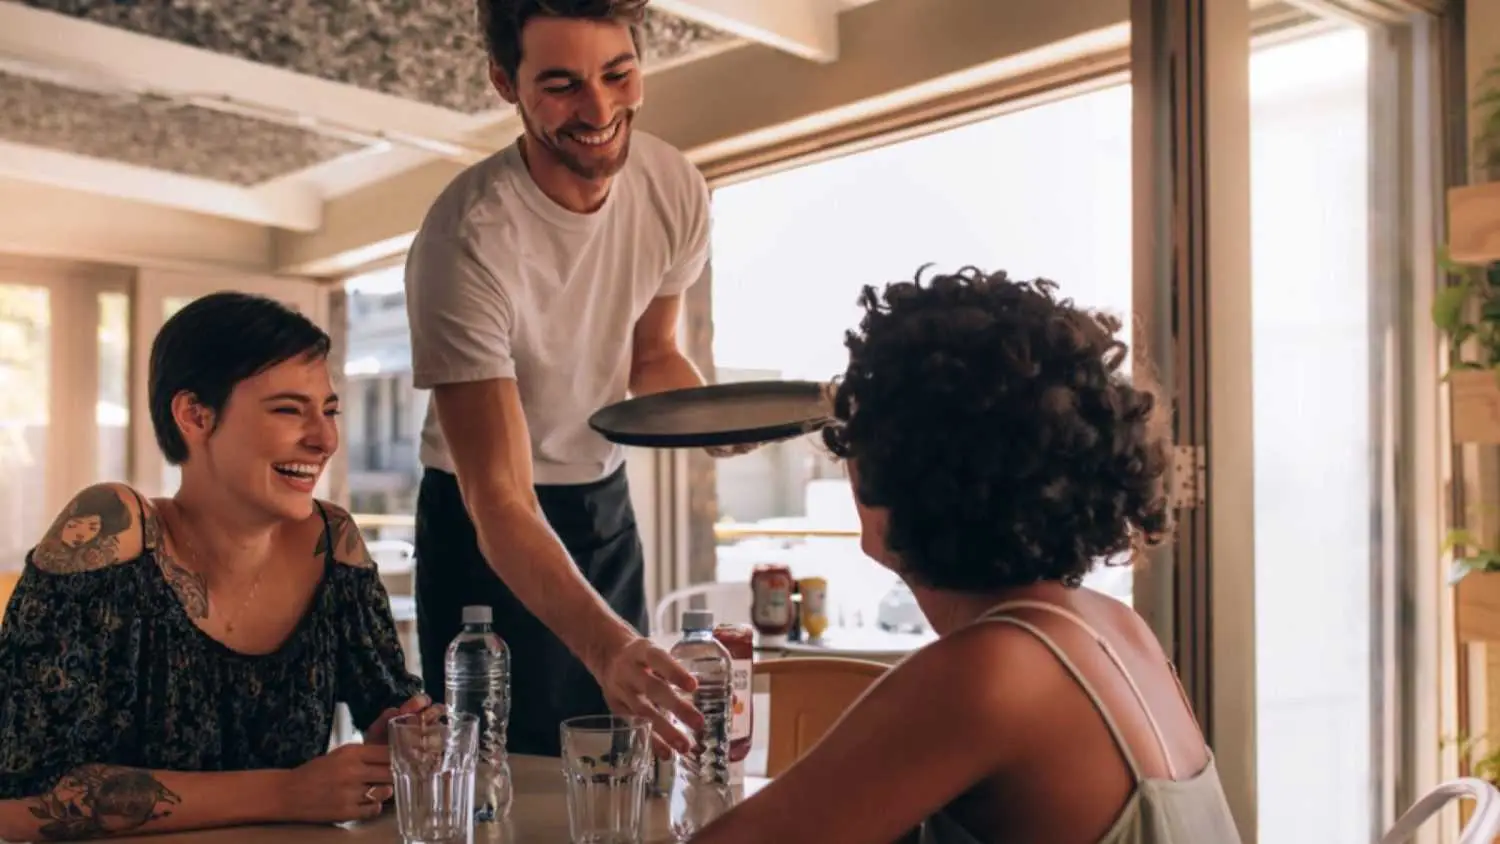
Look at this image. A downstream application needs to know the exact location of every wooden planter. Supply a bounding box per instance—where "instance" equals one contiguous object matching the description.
[1451,369,1500,444]
[1450,182,1500,265]
[1458,569,1500,642]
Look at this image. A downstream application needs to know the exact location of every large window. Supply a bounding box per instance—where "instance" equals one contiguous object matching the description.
[0,283,51,566]
[343,264,424,542]
[708,82,1135,631]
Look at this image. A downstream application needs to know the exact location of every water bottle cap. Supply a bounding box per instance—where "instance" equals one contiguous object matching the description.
[462,605,493,625]
[681,609,714,631]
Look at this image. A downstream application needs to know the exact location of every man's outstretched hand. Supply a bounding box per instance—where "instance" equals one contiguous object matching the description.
[597,635,704,757]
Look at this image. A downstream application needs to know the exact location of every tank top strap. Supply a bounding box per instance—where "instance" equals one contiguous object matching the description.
[978,599,1178,780]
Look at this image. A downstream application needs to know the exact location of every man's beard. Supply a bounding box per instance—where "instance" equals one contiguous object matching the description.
[521,108,635,181]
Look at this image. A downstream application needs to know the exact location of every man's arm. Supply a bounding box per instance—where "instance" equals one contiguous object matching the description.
[629,293,705,397]
[431,379,701,750]
[629,293,774,459]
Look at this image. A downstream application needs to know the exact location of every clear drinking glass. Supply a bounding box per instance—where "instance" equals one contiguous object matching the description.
[560,715,653,844]
[390,711,480,844]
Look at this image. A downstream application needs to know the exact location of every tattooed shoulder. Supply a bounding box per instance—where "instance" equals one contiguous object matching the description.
[146,509,209,620]
[28,763,180,840]
[31,484,144,575]
[314,502,376,570]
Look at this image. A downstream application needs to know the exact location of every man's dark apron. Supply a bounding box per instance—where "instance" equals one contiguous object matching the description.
[413,464,647,757]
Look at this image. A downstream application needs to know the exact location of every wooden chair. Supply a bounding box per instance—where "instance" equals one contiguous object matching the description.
[756,656,889,777]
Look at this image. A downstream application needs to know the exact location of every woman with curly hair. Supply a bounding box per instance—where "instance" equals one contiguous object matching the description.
[693,267,1240,843]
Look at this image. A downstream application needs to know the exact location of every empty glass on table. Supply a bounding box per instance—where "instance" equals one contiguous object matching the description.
[390,710,480,844]
[560,715,653,844]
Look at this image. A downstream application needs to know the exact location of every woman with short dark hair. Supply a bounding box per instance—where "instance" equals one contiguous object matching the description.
[693,267,1241,844]
[0,292,426,841]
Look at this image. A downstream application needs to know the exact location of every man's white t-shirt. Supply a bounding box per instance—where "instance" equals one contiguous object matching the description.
[404,130,710,486]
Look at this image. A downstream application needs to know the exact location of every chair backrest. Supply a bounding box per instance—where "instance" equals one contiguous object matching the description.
[1380,777,1500,844]
[0,570,20,625]
[757,656,888,777]
[367,540,415,597]
[652,581,752,634]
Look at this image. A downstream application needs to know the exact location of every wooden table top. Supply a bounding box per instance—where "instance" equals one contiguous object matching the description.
[104,754,767,843]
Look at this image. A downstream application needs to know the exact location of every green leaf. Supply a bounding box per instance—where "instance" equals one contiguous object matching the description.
[1444,528,1479,553]
[1434,282,1471,330]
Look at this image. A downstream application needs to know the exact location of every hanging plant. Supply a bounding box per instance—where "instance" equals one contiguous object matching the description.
[1475,52,1500,183]
[1432,249,1500,372]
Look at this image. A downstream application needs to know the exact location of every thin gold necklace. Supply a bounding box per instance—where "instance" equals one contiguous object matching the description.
[170,504,266,635]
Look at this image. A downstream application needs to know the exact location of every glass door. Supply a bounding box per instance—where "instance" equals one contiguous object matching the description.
[1130,1,1444,837]
[130,270,329,498]
[1247,23,1379,844]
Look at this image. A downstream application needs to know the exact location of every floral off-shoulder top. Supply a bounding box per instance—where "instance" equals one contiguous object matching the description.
[0,500,421,800]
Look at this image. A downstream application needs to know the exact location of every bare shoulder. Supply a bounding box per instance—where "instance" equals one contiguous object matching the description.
[30,483,146,574]
[313,500,376,570]
[866,622,1068,743]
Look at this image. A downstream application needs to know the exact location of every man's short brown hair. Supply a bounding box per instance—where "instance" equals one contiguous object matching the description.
[478,0,649,80]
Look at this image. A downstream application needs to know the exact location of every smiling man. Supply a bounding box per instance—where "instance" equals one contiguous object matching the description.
[402,0,714,757]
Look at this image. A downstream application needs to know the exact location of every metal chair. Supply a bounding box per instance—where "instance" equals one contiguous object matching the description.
[651,581,752,634]
[1380,777,1500,844]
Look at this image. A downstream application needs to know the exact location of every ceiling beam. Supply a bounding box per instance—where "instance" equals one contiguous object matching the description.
[0,141,323,232]
[0,3,490,146]
[275,0,1129,275]
[0,177,276,274]
[649,0,840,62]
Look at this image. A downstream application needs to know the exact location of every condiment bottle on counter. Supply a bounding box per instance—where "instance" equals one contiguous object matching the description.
[713,622,755,786]
[797,577,829,640]
[750,563,795,647]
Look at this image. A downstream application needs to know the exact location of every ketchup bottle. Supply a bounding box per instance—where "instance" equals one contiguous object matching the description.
[712,622,754,774]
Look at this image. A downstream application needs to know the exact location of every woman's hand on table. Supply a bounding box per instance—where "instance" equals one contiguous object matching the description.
[278,743,395,823]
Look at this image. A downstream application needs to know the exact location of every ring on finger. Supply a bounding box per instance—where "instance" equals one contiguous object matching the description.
[363,785,381,804]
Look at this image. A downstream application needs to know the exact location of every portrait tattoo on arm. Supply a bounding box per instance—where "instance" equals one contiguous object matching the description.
[314,507,375,569]
[31,487,133,574]
[27,764,180,840]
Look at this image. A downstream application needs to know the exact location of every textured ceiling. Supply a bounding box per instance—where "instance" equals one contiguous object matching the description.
[16,0,736,114]
[0,71,363,185]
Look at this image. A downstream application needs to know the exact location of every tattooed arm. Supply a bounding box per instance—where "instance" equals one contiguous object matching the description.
[0,765,291,841]
[2,486,291,840]
[29,484,143,575]
[317,501,425,731]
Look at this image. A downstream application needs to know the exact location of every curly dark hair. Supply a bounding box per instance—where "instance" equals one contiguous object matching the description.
[478,0,648,81]
[821,266,1173,592]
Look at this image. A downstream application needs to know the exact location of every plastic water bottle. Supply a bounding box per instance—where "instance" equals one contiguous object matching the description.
[444,605,512,822]
[668,609,735,840]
